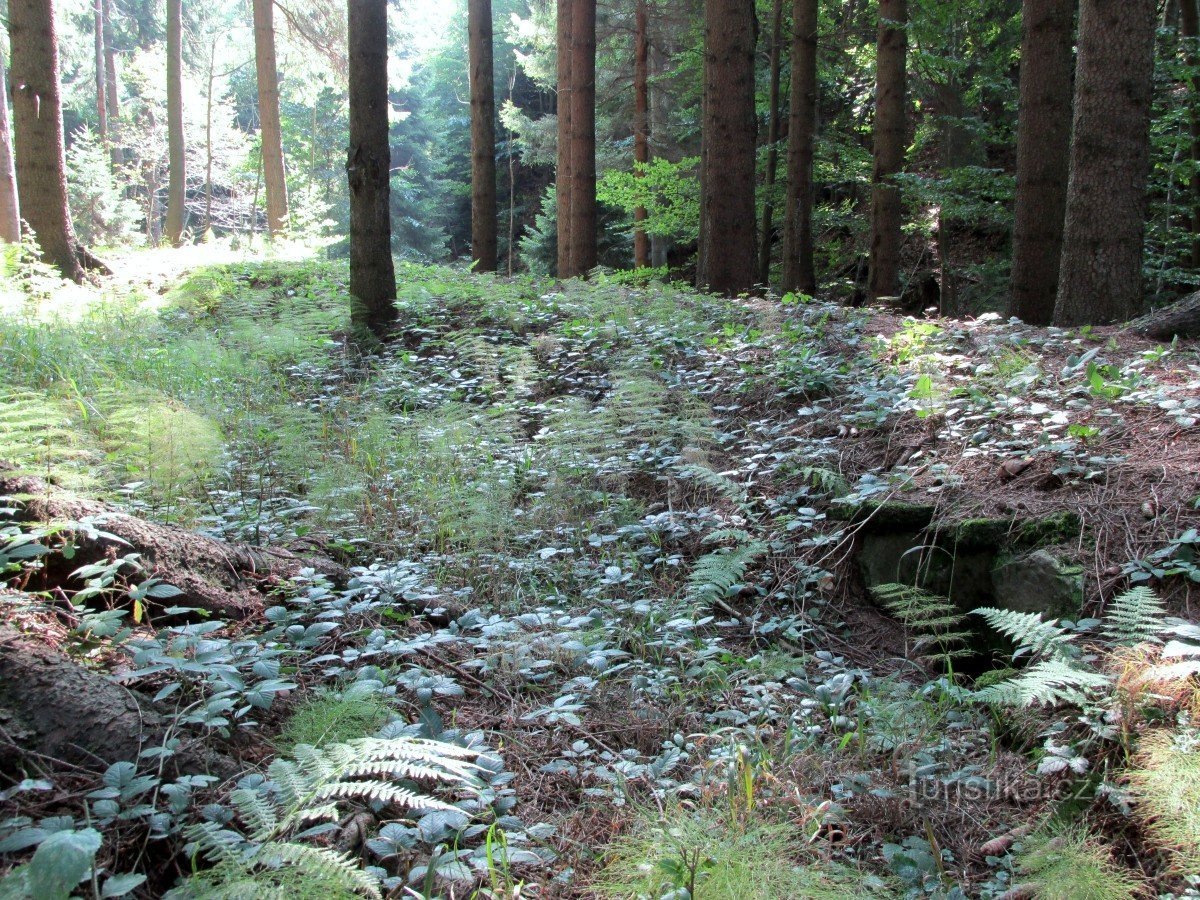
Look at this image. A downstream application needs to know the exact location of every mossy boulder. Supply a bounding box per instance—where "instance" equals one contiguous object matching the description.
[990,550,1084,617]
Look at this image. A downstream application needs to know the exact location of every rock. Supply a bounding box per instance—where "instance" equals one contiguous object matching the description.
[991,550,1083,617]
[828,500,936,531]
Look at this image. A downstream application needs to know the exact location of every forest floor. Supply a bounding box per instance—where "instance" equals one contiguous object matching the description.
[1,251,1200,898]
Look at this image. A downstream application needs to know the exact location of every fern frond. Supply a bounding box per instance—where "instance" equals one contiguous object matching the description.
[872,584,969,665]
[687,541,767,603]
[184,820,248,867]
[972,660,1111,708]
[230,787,279,838]
[973,607,1077,662]
[311,779,459,812]
[1102,586,1166,646]
[261,842,382,898]
[676,463,755,516]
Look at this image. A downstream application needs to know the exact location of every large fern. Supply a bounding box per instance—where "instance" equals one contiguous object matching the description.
[871,584,973,666]
[686,539,768,604]
[971,607,1078,662]
[1101,586,1167,646]
[676,463,757,518]
[972,659,1111,708]
[170,737,482,899]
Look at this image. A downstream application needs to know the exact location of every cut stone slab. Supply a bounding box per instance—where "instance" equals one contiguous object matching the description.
[991,550,1083,617]
[829,500,936,531]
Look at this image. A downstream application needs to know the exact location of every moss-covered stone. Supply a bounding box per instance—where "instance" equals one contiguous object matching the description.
[828,499,936,530]
[1015,511,1083,547]
[947,517,1015,551]
[991,550,1084,617]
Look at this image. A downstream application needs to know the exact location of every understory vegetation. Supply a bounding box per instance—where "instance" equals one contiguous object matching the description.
[2,253,1200,897]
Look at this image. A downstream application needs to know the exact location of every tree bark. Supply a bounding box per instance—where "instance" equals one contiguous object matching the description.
[0,45,20,244]
[1180,0,1200,267]
[867,0,907,300]
[757,0,785,286]
[0,627,234,777]
[254,0,290,238]
[649,42,670,268]
[347,0,397,334]
[696,0,758,294]
[8,0,86,280]
[1053,0,1157,326]
[468,0,498,271]
[1010,0,1076,325]
[94,0,109,143]
[555,0,574,277]
[633,0,650,269]
[1,472,347,622]
[568,0,597,276]
[103,0,123,166]
[1129,290,1200,339]
[781,0,818,295]
[164,0,186,246]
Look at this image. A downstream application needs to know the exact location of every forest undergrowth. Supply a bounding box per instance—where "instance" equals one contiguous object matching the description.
[2,252,1200,898]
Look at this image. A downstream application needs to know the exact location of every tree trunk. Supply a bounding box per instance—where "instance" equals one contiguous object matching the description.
[1180,0,1200,267]
[1,472,347,621]
[696,0,758,294]
[8,0,85,280]
[633,0,650,269]
[347,0,397,333]
[468,0,498,271]
[0,627,234,777]
[1010,0,1076,325]
[1129,290,1200,340]
[1053,0,1157,326]
[94,0,109,142]
[555,0,574,277]
[205,40,216,233]
[0,46,20,244]
[568,0,597,276]
[649,43,670,268]
[164,0,186,246]
[867,0,907,300]
[103,0,123,166]
[254,0,290,238]
[757,0,785,286]
[781,0,818,295]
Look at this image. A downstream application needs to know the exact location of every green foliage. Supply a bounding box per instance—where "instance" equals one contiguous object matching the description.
[871,583,972,666]
[65,127,141,248]
[596,806,890,900]
[971,607,1078,662]
[687,538,768,605]
[276,685,396,751]
[1012,825,1143,900]
[1101,585,1167,646]
[596,158,702,243]
[1127,730,1200,874]
[170,738,482,899]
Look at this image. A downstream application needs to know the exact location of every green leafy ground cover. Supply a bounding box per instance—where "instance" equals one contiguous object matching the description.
[2,254,1200,897]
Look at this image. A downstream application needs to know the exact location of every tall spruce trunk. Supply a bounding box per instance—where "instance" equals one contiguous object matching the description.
[756,0,785,286]
[468,0,498,271]
[8,0,85,279]
[1010,0,1076,325]
[254,0,290,237]
[555,0,574,277]
[568,0,597,275]
[633,0,650,268]
[164,0,186,246]
[346,0,397,333]
[1053,0,1157,325]
[867,0,907,300]
[696,0,758,294]
[103,0,123,165]
[781,0,818,294]
[0,46,20,244]
[94,0,108,142]
[649,43,669,267]
[1180,0,1200,267]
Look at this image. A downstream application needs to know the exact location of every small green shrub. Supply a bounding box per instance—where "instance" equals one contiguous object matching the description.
[596,806,894,900]
[276,686,395,750]
[1127,730,1200,874]
[1012,825,1143,900]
